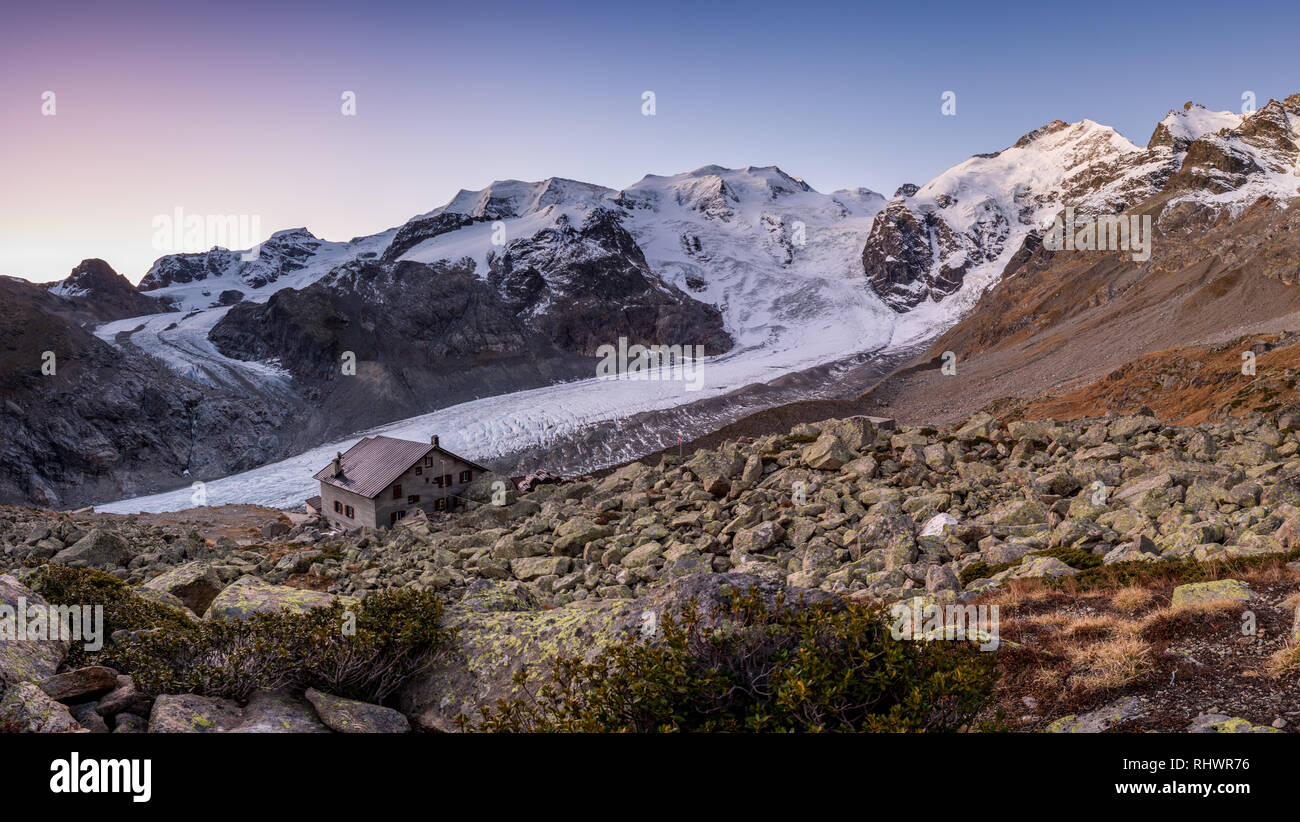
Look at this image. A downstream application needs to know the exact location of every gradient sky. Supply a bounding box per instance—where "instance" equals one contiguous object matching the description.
[3,0,1298,283]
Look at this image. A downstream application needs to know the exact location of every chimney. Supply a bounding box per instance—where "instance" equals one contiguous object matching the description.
[331,451,343,477]
[430,434,439,448]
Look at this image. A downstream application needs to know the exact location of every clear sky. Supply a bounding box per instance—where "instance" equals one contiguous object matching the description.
[3,0,1298,283]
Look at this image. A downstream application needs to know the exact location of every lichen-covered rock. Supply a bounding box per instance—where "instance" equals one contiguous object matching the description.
[552,518,611,556]
[1187,714,1281,733]
[230,690,330,733]
[1103,536,1160,564]
[0,682,81,732]
[510,556,572,581]
[986,498,1049,528]
[1045,696,1146,733]
[51,528,134,568]
[685,449,745,495]
[148,690,329,733]
[0,574,69,685]
[143,561,224,614]
[148,693,244,733]
[1113,472,1180,518]
[732,521,785,554]
[1170,579,1255,607]
[202,575,342,620]
[1000,556,1079,580]
[1108,415,1161,440]
[802,435,855,471]
[955,412,998,443]
[305,688,410,733]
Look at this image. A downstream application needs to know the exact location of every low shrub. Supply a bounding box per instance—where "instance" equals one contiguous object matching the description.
[465,589,998,732]
[26,565,197,666]
[111,588,452,703]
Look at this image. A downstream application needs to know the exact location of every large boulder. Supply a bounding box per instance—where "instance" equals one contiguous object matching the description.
[0,574,69,685]
[305,688,410,733]
[1171,579,1255,607]
[51,528,133,569]
[510,556,572,581]
[39,665,119,702]
[685,448,746,496]
[802,435,855,471]
[147,694,243,733]
[551,518,611,556]
[230,690,331,733]
[819,417,877,452]
[732,521,785,554]
[0,682,81,732]
[148,690,329,733]
[202,575,342,620]
[143,561,224,614]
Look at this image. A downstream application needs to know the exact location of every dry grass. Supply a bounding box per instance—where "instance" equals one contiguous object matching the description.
[982,581,1058,610]
[1023,612,1071,631]
[1111,586,1155,614]
[1064,614,1142,642]
[1268,645,1300,677]
[1029,666,1065,693]
[1066,635,1155,694]
[1140,598,1244,640]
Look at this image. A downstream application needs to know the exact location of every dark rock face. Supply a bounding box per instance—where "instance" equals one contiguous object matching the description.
[0,276,294,507]
[210,265,546,441]
[44,259,173,324]
[487,209,733,355]
[139,228,323,291]
[382,213,476,262]
[862,201,988,312]
[209,211,732,443]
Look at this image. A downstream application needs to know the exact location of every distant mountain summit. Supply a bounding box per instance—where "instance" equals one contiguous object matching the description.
[860,96,1300,312]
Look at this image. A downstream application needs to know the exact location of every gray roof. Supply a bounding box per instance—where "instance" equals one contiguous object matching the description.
[313,435,487,499]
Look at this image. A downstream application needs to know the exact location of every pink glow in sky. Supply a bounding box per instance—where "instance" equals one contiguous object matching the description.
[4,0,1295,283]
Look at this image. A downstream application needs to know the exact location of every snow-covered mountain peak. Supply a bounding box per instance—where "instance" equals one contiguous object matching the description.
[1149,103,1242,151]
[1163,96,1300,205]
[435,177,616,221]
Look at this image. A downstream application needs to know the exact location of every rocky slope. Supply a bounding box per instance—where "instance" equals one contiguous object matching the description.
[45,258,175,324]
[0,273,299,508]
[4,408,1300,732]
